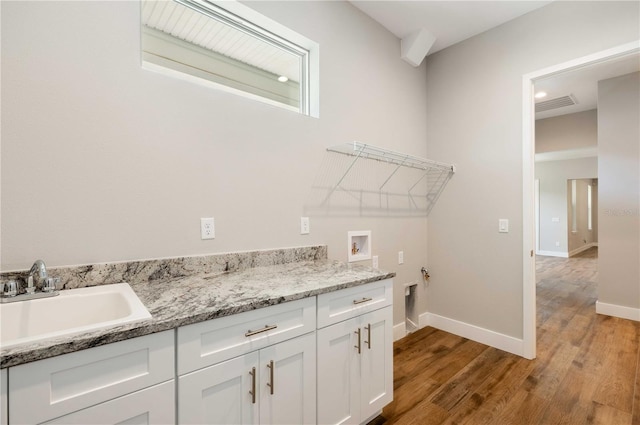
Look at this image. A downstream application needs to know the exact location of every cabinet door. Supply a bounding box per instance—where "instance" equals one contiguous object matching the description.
[317,317,360,425]
[259,332,316,425]
[360,306,393,421]
[43,380,174,425]
[9,330,174,425]
[179,352,259,425]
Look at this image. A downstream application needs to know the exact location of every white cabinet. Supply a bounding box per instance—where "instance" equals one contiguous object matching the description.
[178,299,317,425]
[317,280,393,425]
[8,331,174,424]
[3,279,393,425]
[179,351,259,424]
[43,381,175,425]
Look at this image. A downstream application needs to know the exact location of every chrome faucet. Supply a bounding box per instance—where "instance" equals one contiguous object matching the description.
[1,259,59,303]
[27,259,48,294]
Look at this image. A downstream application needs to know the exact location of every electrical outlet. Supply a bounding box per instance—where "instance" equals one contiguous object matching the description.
[372,255,379,269]
[201,217,215,240]
[555,241,560,247]
[300,217,310,235]
[398,251,404,265]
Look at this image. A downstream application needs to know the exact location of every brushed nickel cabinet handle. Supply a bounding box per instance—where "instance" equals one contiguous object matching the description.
[353,297,373,305]
[249,367,256,404]
[245,324,278,337]
[354,328,361,354]
[365,323,371,349]
[267,360,274,395]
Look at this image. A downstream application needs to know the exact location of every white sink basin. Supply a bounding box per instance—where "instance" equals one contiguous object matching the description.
[0,283,151,349]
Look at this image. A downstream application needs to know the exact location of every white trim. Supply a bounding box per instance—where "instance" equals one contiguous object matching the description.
[393,322,407,341]
[568,242,597,257]
[596,301,640,322]
[522,40,640,361]
[536,250,569,258]
[422,313,524,357]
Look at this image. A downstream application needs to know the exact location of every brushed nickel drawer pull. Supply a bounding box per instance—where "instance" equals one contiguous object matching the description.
[353,297,373,305]
[365,323,371,349]
[245,324,278,337]
[354,328,361,354]
[267,360,274,395]
[249,367,256,404]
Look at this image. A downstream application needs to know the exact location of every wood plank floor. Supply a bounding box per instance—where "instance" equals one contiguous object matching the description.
[373,248,640,424]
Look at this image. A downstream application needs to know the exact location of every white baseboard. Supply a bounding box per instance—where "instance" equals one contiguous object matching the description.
[419,312,524,357]
[393,322,406,341]
[536,250,568,258]
[596,301,640,322]
[569,242,597,257]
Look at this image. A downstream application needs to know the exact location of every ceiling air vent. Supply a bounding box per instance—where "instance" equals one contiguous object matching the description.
[535,94,577,113]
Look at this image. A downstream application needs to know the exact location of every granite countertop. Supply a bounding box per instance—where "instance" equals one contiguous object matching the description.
[0,259,394,368]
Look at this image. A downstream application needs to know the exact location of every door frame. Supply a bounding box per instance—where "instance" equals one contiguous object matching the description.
[521,40,640,360]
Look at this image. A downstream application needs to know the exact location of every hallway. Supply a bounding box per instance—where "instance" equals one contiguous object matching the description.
[377,247,640,424]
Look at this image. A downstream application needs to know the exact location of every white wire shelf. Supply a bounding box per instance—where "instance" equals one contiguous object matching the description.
[305,142,455,216]
[327,142,455,174]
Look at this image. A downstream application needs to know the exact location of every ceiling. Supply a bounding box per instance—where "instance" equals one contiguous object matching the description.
[349,1,639,120]
[534,53,640,120]
[350,1,553,56]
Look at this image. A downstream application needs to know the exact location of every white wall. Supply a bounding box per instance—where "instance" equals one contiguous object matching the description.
[535,110,599,256]
[535,159,597,255]
[535,109,597,153]
[597,71,640,314]
[424,1,639,340]
[0,1,430,327]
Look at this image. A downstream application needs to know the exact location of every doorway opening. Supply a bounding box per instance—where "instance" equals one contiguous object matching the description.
[521,41,640,359]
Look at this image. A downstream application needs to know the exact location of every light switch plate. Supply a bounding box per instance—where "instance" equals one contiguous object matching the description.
[398,251,404,264]
[372,255,379,269]
[499,219,509,233]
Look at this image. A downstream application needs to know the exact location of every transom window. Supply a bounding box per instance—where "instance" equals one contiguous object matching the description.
[141,0,318,116]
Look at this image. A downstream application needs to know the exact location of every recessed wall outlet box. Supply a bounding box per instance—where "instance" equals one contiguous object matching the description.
[552,217,560,223]
[300,217,310,235]
[372,255,379,269]
[348,230,371,263]
[498,219,509,233]
[201,217,215,240]
[398,251,404,265]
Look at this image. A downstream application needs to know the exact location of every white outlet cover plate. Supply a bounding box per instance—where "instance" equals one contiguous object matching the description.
[300,217,310,235]
[201,217,215,239]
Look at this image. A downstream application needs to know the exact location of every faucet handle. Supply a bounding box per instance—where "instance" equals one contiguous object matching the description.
[2,280,19,297]
[43,277,59,293]
[25,276,36,294]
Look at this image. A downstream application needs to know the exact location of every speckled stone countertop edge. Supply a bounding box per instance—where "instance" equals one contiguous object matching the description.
[0,260,395,369]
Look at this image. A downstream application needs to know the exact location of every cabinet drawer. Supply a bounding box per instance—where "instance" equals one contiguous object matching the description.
[43,380,175,425]
[9,330,174,425]
[317,279,392,328]
[178,297,316,375]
